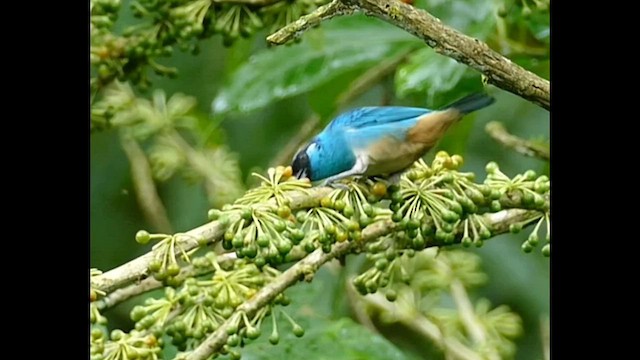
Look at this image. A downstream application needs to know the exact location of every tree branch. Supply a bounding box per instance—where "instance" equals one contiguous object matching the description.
[267,0,550,111]
[186,208,540,360]
[485,121,550,161]
[120,134,174,234]
[96,253,238,310]
[91,187,332,294]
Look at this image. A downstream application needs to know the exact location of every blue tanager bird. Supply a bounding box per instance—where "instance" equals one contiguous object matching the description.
[291,93,495,186]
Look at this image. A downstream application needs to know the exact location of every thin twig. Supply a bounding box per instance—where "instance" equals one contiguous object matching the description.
[267,0,550,110]
[485,121,550,161]
[120,134,174,234]
[450,280,485,345]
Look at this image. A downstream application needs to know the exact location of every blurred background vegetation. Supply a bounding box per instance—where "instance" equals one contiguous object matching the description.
[91,0,549,358]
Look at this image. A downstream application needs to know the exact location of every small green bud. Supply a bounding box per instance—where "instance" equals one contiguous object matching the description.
[343,204,355,217]
[542,243,551,257]
[135,230,151,244]
[524,170,537,180]
[509,223,522,233]
[277,205,291,219]
[232,235,244,249]
[167,263,181,277]
[241,208,252,220]
[269,332,280,345]
[485,162,499,174]
[461,236,472,247]
[257,234,270,247]
[292,325,305,337]
[521,241,533,253]
[490,200,502,212]
[148,259,162,273]
[246,326,261,340]
[208,209,221,220]
[320,197,333,208]
[375,258,389,270]
[385,289,397,302]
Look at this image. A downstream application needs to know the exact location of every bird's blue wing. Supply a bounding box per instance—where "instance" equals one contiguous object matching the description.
[328,107,432,130]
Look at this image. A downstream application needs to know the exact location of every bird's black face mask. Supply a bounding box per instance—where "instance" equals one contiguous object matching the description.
[292,146,312,180]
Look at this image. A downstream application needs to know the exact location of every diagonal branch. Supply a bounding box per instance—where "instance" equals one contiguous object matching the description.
[120,134,174,234]
[485,121,550,161]
[91,187,333,294]
[267,0,550,110]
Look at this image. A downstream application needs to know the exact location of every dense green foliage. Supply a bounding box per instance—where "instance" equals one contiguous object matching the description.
[90,0,549,359]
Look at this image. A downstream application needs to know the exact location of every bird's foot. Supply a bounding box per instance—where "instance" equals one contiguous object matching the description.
[386,171,405,185]
[322,181,350,191]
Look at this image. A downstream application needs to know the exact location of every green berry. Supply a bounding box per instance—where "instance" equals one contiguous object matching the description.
[485,162,499,174]
[375,258,389,270]
[490,200,502,212]
[521,241,533,253]
[257,234,270,247]
[246,326,261,340]
[232,235,244,248]
[167,263,181,277]
[148,259,162,273]
[227,334,240,347]
[292,325,305,337]
[343,204,355,217]
[277,205,291,219]
[461,236,472,247]
[407,218,420,230]
[385,289,397,302]
[135,230,151,244]
[509,223,522,233]
[542,243,550,257]
[412,234,426,249]
[269,333,280,345]
[208,209,221,220]
[320,197,333,208]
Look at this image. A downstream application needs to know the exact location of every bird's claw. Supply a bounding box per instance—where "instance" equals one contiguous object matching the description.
[321,181,350,190]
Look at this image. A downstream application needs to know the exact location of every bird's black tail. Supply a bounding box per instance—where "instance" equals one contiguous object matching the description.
[442,93,495,115]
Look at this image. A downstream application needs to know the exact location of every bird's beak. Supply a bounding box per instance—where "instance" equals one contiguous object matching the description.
[295,169,308,180]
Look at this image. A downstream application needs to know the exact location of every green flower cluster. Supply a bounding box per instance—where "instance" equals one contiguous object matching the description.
[94,153,548,359]
[90,0,329,92]
[365,248,523,359]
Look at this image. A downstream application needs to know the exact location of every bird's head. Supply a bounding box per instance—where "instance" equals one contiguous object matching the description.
[292,141,316,181]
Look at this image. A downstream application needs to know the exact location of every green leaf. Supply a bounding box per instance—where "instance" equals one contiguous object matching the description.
[240,318,412,360]
[395,49,484,104]
[395,0,496,102]
[212,15,421,114]
[414,0,496,39]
